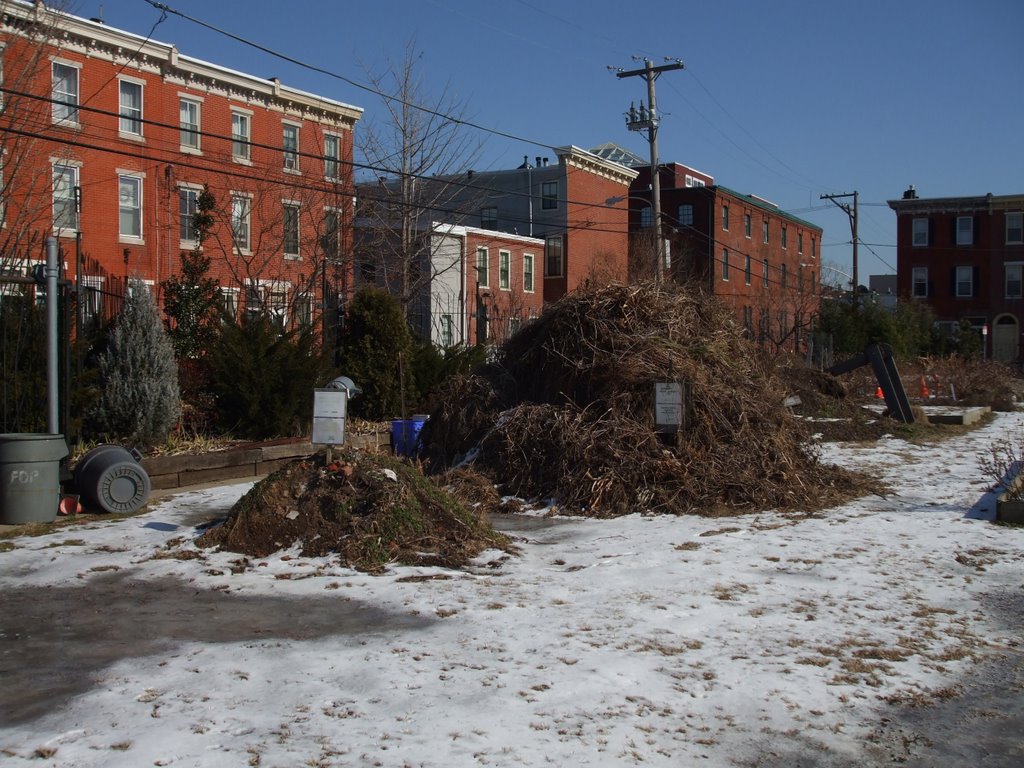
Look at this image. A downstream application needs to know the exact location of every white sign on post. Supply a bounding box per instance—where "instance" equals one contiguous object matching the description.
[312,388,347,446]
[654,382,683,434]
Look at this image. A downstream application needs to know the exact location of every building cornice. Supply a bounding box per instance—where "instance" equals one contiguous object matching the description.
[887,193,1024,215]
[2,1,363,128]
[555,145,639,185]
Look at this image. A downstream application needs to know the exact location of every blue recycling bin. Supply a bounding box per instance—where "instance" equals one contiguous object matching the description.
[390,418,426,457]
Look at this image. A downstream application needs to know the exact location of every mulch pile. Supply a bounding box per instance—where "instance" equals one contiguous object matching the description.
[197,448,512,571]
[421,282,878,517]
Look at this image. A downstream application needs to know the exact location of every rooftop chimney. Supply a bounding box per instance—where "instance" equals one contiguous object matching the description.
[902,185,917,200]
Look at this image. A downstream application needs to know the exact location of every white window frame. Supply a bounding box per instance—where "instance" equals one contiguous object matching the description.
[1006,212,1023,245]
[231,109,252,163]
[283,200,301,259]
[118,172,144,241]
[956,216,973,246]
[231,193,252,253]
[912,217,929,247]
[51,162,79,234]
[178,184,202,248]
[323,132,339,180]
[221,286,239,320]
[179,95,202,152]
[499,250,511,291]
[544,235,564,277]
[51,59,80,126]
[118,77,144,138]
[523,253,535,293]
[475,246,489,288]
[1004,263,1022,299]
[913,268,929,296]
[283,122,300,173]
[955,265,973,297]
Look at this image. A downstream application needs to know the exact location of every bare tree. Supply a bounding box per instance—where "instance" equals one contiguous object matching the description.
[355,42,485,324]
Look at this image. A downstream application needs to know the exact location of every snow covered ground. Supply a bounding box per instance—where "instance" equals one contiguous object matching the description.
[1,412,1023,767]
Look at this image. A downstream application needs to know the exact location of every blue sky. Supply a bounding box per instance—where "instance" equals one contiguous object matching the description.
[96,0,1023,282]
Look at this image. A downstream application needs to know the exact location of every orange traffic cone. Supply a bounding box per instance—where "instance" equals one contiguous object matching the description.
[919,376,930,399]
[875,386,884,399]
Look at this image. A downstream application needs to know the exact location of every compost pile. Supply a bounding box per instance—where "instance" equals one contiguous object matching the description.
[197,448,512,571]
[421,282,874,517]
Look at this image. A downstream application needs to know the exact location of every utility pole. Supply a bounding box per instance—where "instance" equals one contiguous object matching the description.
[820,191,859,303]
[614,57,684,284]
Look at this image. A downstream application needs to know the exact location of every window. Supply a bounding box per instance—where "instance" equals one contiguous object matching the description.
[1007,212,1023,245]
[52,61,79,124]
[721,248,729,281]
[283,203,300,257]
[762,258,769,288]
[179,187,199,244]
[545,235,564,277]
[231,194,251,251]
[744,254,752,285]
[439,315,454,347]
[677,204,693,227]
[912,217,928,246]
[476,247,489,287]
[231,111,251,161]
[955,265,973,297]
[480,206,497,229]
[283,123,299,171]
[322,209,339,259]
[323,133,339,179]
[744,213,751,238]
[781,226,788,249]
[956,216,973,246]
[743,305,753,334]
[722,205,729,231]
[798,232,804,254]
[118,79,143,136]
[1005,264,1022,298]
[180,98,200,150]
[523,253,535,293]
[296,293,312,327]
[499,250,511,290]
[119,175,142,238]
[811,238,817,259]
[269,283,288,328]
[508,317,522,336]
[639,206,653,228]
[780,262,787,289]
[221,287,239,320]
[541,181,558,210]
[762,220,769,244]
[52,164,78,232]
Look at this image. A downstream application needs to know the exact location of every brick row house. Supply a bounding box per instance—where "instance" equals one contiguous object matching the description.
[614,154,823,351]
[0,1,362,335]
[888,187,1024,362]
[355,145,637,344]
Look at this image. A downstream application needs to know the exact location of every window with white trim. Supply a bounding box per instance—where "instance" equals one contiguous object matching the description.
[1007,212,1023,245]
[323,133,339,179]
[118,175,142,239]
[179,186,199,244]
[912,217,928,246]
[52,164,78,232]
[956,216,973,246]
[179,97,201,150]
[231,194,251,251]
[51,61,79,125]
[476,247,489,288]
[231,110,251,161]
[221,287,239,320]
[499,250,511,290]
[955,265,973,297]
[118,79,143,136]
[523,253,535,292]
[283,203,300,258]
[545,235,563,277]
[917,268,933,296]
[283,123,300,172]
[1005,264,1022,298]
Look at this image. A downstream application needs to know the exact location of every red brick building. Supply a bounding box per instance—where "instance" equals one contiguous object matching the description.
[628,162,823,350]
[0,1,361,330]
[888,186,1024,362]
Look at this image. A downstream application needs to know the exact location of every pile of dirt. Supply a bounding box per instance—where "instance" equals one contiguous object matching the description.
[197,448,512,571]
[421,282,877,517]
